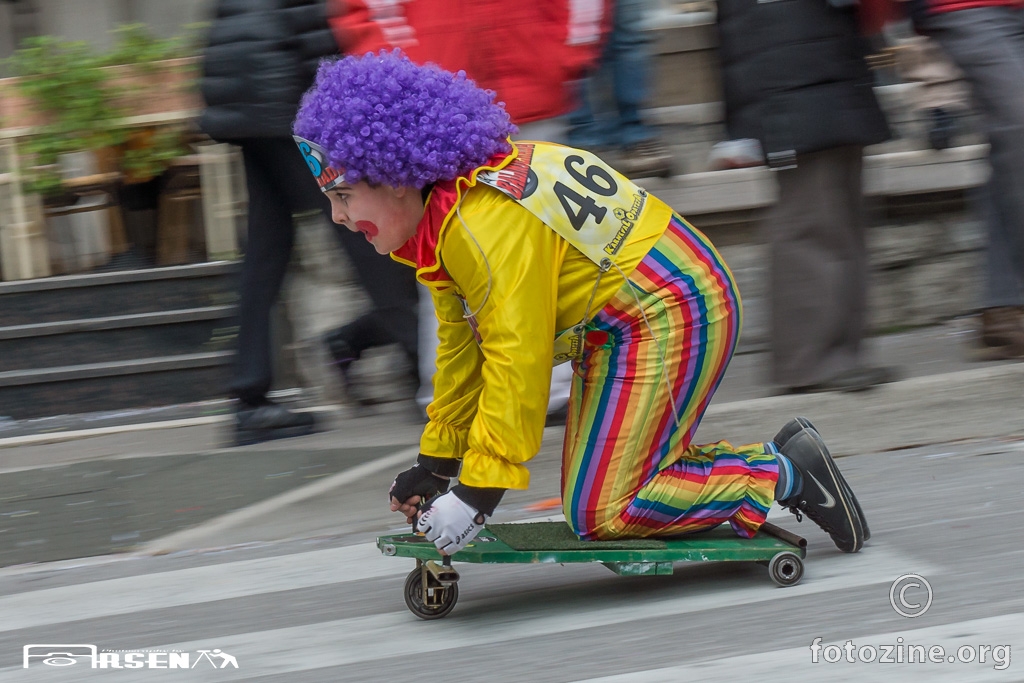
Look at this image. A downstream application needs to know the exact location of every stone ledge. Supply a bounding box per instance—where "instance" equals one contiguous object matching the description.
[639,144,989,217]
[0,260,239,293]
[0,351,233,387]
[695,363,1024,457]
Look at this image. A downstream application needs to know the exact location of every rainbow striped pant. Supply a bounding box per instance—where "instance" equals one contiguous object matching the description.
[562,214,779,540]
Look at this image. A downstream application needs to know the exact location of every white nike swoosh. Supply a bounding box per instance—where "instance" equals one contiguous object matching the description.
[806,472,836,509]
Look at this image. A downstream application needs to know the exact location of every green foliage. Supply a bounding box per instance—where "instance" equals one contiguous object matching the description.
[121,127,189,182]
[8,36,125,195]
[102,23,192,69]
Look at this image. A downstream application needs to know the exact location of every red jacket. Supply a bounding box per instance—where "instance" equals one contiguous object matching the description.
[857,0,1022,36]
[925,0,1024,13]
[329,0,608,124]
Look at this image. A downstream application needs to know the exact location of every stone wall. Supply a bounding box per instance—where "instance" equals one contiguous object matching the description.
[702,191,986,351]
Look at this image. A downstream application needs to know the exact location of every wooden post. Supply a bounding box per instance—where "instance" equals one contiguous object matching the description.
[0,138,51,280]
[156,156,202,266]
[199,142,241,262]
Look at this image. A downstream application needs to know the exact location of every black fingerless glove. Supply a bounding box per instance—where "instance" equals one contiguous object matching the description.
[388,454,459,503]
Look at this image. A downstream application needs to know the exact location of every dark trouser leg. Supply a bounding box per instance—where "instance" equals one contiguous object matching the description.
[609,0,657,146]
[979,178,1024,308]
[766,146,867,389]
[926,8,1024,284]
[230,138,329,404]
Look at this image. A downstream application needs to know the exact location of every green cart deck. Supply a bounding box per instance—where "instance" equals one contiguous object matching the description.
[382,521,807,618]
[378,521,805,572]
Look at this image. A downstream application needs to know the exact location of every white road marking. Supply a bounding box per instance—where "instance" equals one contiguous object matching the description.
[0,546,933,681]
[0,542,414,633]
[572,612,1023,682]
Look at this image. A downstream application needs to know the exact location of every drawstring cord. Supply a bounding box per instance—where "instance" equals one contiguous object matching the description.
[455,199,492,320]
[579,257,612,331]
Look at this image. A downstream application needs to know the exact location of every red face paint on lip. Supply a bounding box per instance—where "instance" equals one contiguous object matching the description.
[355,220,379,242]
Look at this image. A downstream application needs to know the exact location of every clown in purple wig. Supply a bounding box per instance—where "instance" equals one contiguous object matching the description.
[293,51,868,561]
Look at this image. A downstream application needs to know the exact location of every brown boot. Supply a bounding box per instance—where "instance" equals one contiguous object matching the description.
[975,306,1024,360]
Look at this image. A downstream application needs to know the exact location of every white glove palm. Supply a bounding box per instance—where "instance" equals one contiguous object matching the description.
[416,491,485,555]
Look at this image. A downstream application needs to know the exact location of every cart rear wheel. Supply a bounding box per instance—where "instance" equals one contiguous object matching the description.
[768,551,803,587]
[403,567,459,619]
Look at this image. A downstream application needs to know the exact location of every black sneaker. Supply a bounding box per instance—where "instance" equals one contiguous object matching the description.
[777,427,866,553]
[322,330,373,405]
[787,365,897,394]
[773,417,870,541]
[616,139,674,179]
[927,107,956,151]
[235,401,316,446]
[323,330,358,376]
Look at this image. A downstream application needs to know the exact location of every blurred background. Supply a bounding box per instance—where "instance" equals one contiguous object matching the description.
[0,0,1012,426]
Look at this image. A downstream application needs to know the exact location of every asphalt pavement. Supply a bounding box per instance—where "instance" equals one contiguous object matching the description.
[1,436,1022,681]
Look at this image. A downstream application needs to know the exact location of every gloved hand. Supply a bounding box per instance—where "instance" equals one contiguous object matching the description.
[389,463,450,523]
[416,490,486,555]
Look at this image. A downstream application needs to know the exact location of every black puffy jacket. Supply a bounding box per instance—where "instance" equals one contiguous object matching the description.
[200,0,339,141]
[716,0,890,165]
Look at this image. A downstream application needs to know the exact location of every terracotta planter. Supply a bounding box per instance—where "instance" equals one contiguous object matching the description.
[103,57,203,119]
[0,78,38,130]
[0,57,201,131]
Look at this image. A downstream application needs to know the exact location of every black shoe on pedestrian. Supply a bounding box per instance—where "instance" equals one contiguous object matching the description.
[777,427,866,553]
[616,139,674,179]
[973,306,1024,361]
[773,417,870,541]
[322,330,373,405]
[788,365,897,394]
[323,330,358,377]
[235,400,316,446]
[927,107,956,151]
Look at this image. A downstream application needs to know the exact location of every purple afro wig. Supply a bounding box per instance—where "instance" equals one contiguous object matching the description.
[293,50,517,188]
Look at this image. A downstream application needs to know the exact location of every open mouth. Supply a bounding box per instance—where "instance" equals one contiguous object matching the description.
[355,221,379,242]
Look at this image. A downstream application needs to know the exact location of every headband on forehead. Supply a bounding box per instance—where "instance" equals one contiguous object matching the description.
[293,135,344,193]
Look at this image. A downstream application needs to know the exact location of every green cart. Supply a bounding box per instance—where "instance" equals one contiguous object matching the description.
[377,521,806,619]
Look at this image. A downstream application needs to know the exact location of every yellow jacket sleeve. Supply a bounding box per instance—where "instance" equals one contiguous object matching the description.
[426,189,566,490]
[418,286,484,463]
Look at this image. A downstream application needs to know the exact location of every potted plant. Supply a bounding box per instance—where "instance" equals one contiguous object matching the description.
[101,24,204,267]
[5,36,125,201]
[3,36,128,273]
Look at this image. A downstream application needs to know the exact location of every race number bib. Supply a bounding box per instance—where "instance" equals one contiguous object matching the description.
[477,142,650,267]
[478,142,655,362]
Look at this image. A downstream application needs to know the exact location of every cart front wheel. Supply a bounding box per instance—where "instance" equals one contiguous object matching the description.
[404,567,459,619]
[768,551,803,587]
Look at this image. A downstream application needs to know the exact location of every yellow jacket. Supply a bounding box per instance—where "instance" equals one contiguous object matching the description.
[393,142,673,490]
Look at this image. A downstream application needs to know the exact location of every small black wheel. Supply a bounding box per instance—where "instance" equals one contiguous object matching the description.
[403,567,459,619]
[768,551,803,587]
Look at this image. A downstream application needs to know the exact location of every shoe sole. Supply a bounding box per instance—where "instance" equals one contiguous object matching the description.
[790,429,865,553]
[774,417,871,541]
[235,423,317,447]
